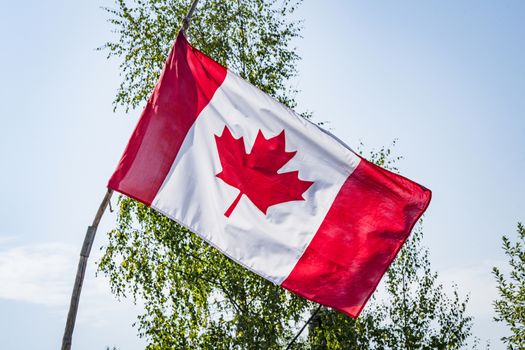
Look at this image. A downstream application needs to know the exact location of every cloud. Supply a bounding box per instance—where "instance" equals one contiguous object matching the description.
[0,243,77,306]
[0,241,142,328]
[0,241,147,349]
[0,236,17,246]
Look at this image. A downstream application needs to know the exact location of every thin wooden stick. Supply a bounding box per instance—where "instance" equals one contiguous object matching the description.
[285,304,322,349]
[61,188,113,350]
[182,0,200,32]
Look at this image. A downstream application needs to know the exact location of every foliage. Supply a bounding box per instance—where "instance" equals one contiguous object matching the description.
[100,0,302,112]
[357,140,402,173]
[492,223,525,349]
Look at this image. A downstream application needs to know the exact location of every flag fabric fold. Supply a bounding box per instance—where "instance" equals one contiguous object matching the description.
[108,32,431,318]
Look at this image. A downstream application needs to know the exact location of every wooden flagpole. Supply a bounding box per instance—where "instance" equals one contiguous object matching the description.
[61,189,113,350]
[182,0,200,33]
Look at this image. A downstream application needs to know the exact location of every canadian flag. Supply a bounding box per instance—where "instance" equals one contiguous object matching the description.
[108,32,431,317]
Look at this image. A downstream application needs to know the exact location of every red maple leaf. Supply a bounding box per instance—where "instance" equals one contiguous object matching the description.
[215,126,314,217]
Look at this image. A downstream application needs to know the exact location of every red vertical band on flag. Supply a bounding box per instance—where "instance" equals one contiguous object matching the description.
[281,159,431,318]
[108,33,227,205]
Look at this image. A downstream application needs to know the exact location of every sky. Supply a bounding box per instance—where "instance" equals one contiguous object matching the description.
[0,0,524,349]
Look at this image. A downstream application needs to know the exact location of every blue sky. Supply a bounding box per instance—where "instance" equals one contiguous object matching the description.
[1,1,523,349]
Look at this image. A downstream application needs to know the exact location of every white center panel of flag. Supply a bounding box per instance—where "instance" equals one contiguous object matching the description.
[152,71,361,284]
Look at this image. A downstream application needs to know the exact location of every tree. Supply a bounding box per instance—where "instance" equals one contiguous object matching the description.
[102,0,302,112]
[492,223,525,349]
[98,0,311,348]
[99,1,476,348]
